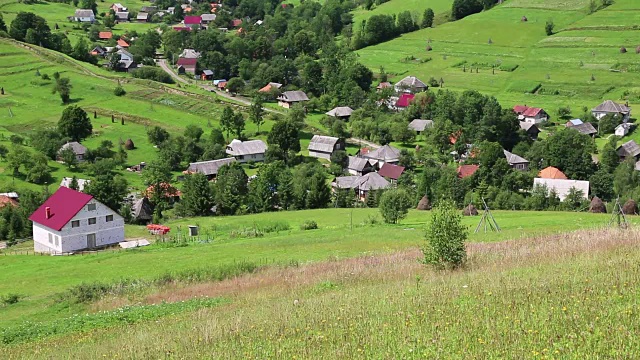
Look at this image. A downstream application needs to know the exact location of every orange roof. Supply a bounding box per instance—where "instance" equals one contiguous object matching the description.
[117,39,129,47]
[457,164,479,179]
[449,130,462,145]
[99,31,112,39]
[0,195,17,208]
[538,166,567,179]
[144,183,182,198]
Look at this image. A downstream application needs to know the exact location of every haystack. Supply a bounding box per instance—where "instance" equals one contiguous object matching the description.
[488,38,493,45]
[521,16,528,22]
[636,46,640,54]
[463,204,478,216]
[124,138,135,150]
[426,45,432,51]
[416,196,431,210]
[589,196,606,213]
[622,199,638,215]
[620,47,627,53]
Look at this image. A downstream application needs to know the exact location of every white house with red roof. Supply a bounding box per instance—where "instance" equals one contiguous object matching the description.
[513,105,549,124]
[29,187,124,253]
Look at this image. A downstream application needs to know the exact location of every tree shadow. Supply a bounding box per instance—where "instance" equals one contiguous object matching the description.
[66,97,85,104]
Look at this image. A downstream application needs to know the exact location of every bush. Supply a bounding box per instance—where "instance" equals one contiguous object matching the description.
[300,220,318,230]
[545,20,555,36]
[379,188,413,224]
[41,73,50,80]
[423,200,468,269]
[113,85,126,96]
[131,67,174,84]
[1,293,20,306]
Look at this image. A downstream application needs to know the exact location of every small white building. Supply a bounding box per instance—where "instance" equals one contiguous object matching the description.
[615,123,632,137]
[74,9,96,23]
[394,76,427,94]
[60,177,90,191]
[29,187,124,253]
[533,178,590,201]
[226,139,267,163]
[308,135,345,160]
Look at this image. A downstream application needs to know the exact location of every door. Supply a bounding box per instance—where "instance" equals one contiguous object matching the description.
[87,233,96,249]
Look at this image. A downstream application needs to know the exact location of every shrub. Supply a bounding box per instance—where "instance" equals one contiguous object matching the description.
[423,200,468,269]
[132,67,174,84]
[114,85,126,96]
[545,20,555,36]
[300,220,318,230]
[379,188,413,224]
[1,293,20,305]
[41,73,50,80]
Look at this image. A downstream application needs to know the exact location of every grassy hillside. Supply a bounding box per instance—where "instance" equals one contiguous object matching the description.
[356,0,640,120]
[0,208,634,329]
[352,0,454,28]
[2,227,639,357]
[0,39,272,191]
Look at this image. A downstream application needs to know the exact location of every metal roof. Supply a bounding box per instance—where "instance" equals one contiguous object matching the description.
[333,172,390,191]
[593,100,630,114]
[348,156,371,171]
[226,139,267,156]
[617,140,640,158]
[75,9,94,17]
[408,119,433,132]
[277,91,309,103]
[503,150,529,165]
[308,135,340,153]
[363,145,401,163]
[60,141,87,155]
[187,158,236,176]
[29,187,94,231]
[326,106,353,117]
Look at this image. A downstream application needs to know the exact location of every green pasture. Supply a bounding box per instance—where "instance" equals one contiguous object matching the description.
[352,0,453,29]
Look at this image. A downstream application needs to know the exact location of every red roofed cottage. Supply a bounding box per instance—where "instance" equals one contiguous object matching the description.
[177,57,197,75]
[513,105,548,124]
[29,187,124,253]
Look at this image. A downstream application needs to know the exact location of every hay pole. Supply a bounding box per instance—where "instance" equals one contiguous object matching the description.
[609,197,630,229]
[475,198,501,233]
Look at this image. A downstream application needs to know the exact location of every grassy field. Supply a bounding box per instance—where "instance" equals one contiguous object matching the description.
[352,0,453,29]
[2,224,639,357]
[0,208,635,329]
[356,0,640,123]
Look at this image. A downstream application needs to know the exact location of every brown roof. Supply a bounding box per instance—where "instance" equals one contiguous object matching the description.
[378,163,405,180]
[99,31,112,39]
[617,140,640,158]
[538,166,567,180]
[457,164,479,179]
[0,195,17,208]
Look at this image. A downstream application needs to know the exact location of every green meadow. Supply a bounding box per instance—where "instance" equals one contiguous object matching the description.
[352,0,454,29]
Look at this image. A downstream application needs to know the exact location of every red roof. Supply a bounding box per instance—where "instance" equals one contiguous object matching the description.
[217,81,227,88]
[449,130,462,145]
[99,31,112,39]
[396,93,415,108]
[173,26,192,32]
[29,187,93,231]
[513,105,529,114]
[117,39,129,47]
[378,163,405,180]
[177,57,197,66]
[145,183,182,198]
[231,19,242,27]
[184,16,202,25]
[0,195,18,208]
[522,107,543,117]
[538,166,567,180]
[457,164,479,179]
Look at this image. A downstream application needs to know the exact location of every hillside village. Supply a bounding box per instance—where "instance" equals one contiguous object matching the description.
[2,0,640,357]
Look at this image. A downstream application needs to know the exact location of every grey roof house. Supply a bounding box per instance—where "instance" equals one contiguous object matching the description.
[115,12,129,21]
[347,156,375,176]
[394,76,428,94]
[58,142,88,162]
[519,122,540,139]
[74,9,95,22]
[408,119,434,133]
[326,106,354,119]
[617,140,640,161]
[308,135,344,160]
[592,100,630,121]
[503,150,529,171]
[333,172,390,201]
[362,144,401,165]
[570,122,597,137]
[186,158,236,179]
[226,139,267,163]
[277,91,309,109]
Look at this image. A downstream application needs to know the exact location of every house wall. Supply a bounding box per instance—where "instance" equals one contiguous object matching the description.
[75,16,95,22]
[525,114,548,124]
[234,153,265,163]
[32,200,124,253]
[278,101,292,109]
[593,111,630,121]
[615,127,628,137]
[309,150,331,160]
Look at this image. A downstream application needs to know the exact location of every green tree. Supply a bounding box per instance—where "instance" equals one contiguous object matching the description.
[226,77,244,95]
[423,199,467,268]
[147,126,170,146]
[248,161,290,212]
[57,105,92,141]
[220,106,235,139]
[27,128,65,159]
[378,188,412,224]
[184,125,204,141]
[84,174,128,211]
[10,12,51,45]
[451,0,484,20]
[542,128,596,180]
[545,19,555,36]
[52,76,72,104]
[59,146,78,169]
[306,172,332,209]
[26,153,51,184]
[421,8,435,28]
[589,169,614,202]
[232,111,245,138]
[69,175,79,191]
[0,144,8,159]
[176,173,214,217]
[613,157,638,197]
[267,119,300,162]
[600,137,620,172]
[215,162,248,215]
[598,114,622,134]
[249,97,265,133]
[0,13,7,33]
[142,160,173,210]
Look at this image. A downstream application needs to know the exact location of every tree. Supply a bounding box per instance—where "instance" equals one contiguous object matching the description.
[557,106,571,119]
[423,199,467,268]
[232,111,245,138]
[52,76,72,104]
[69,176,79,191]
[84,174,128,212]
[249,161,289,212]
[589,169,614,202]
[0,13,7,33]
[613,158,638,197]
[598,113,622,134]
[306,172,332,209]
[396,11,417,34]
[103,14,115,28]
[26,153,51,184]
[226,77,244,95]
[378,188,412,224]
[0,144,8,160]
[215,162,248,215]
[545,19,555,36]
[79,0,98,14]
[220,106,235,139]
[249,97,265,133]
[59,146,78,169]
[600,137,620,172]
[184,125,204,141]
[421,8,435,28]
[58,105,92,141]
[451,0,484,20]
[147,126,170,146]
[542,128,596,180]
[267,119,300,162]
[176,173,214,217]
[142,160,173,209]
[26,128,65,159]
[10,12,51,45]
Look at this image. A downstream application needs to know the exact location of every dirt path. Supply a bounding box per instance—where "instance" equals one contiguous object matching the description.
[347,137,380,149]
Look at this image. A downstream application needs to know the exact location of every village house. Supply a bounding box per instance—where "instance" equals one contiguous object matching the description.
[457,164,479,179]
[201,70,213,80]
[117,38,130,48]
[115,12,129,22]
[73,9,95,23]
[201,14,217,26]
[570,122,598,137]
[277,90,309,109]
[140,6,157,13]
[408,119,434,134]
[98,32,112,40]
[137,12,149,22]
[259,82,282,93]
[0,195,18,209]
[362,144,401,166]
[565,119,583,127]
[325,106,354,120]
[29,187,125,253]
[231,19,243,28]
[186,158,236,180]
[90,45,107,57]
[538,166,567,180]
[59,142,88,162]
[0,192,19,201]
[533,178,589,201]
[378,163,405,182]
[615,123,632,137]
[394,76,427,94]
[226,139,268,163]
[503,150,529,171]
[177,57,197,75]
[332,172,390,201]
[592,100,631,121]
[376,81,392,91]
[617,140,640,161]
[393,93,415,111]
[111,3,127,12]
[519,122,540,140]
[308,135,345,160]
[180,49,201,59]
[60,177,90,191]
[184,15,202,29]
[347,156,375,176]
[131,197,153,224]
[115,49,137,72]
[513,105,549,124]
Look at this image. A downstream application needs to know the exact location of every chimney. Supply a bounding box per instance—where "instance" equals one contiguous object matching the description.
[45,207,51,219]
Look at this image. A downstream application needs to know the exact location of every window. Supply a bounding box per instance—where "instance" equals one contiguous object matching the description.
[106,215,114,222]
[48,233,53,244]
[88,218,96,225]
[72,220,80,228]
[87,203,96,211]
[55,236,59,246]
